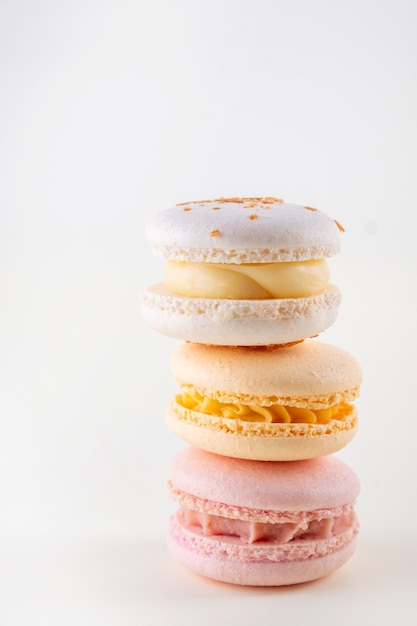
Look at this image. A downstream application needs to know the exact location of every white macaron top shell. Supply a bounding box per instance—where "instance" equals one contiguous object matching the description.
[145,198,342,263]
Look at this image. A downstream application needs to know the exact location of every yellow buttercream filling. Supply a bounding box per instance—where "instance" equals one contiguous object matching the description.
[177,392,350,424]
[165,260,330,299]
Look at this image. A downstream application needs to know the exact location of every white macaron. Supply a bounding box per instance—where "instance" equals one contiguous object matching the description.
[141,197,343,346]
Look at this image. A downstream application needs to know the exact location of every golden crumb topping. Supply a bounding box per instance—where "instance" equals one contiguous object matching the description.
[177,197,284,207]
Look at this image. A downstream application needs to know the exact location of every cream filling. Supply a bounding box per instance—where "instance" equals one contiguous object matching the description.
[164,259,330,299]
[176,392,352,424]
[177,505,356,544]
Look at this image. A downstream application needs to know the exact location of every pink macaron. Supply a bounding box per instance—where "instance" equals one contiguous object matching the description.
[168,447,360,586]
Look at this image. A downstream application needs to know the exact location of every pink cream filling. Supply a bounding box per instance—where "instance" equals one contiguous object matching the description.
[176,506,355,545]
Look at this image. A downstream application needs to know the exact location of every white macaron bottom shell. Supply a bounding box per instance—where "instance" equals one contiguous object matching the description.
[141,284,341,346]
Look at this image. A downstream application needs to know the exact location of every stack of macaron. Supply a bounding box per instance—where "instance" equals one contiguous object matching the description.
[142,197,362,586]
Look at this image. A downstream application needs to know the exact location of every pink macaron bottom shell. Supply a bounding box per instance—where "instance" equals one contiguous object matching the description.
[168,515,359,586]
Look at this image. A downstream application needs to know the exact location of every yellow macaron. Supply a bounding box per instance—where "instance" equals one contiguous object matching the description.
[167,340,362,461]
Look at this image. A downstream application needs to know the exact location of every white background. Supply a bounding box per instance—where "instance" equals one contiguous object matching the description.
[1,1,416,624]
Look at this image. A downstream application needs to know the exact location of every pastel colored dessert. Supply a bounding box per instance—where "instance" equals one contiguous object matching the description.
[168,340,362,461]
[142,197,343,346]
[168,447,360,586]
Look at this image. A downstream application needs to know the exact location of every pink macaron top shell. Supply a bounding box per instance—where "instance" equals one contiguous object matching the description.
[169,447,360,513]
